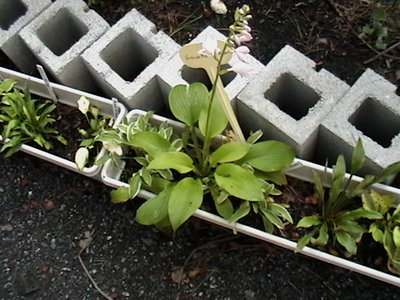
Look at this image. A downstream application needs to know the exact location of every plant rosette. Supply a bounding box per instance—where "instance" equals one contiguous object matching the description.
[0,66,126,177]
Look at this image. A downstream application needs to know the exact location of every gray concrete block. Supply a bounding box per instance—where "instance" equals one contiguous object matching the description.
[158,26,264,106]
[0,0,51,73]
[82,8,180,111]
[236,45,350,159]
[19,0,109,92]
[319,69,400,175]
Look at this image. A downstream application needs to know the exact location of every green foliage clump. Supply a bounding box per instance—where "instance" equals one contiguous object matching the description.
[0,79,67,157]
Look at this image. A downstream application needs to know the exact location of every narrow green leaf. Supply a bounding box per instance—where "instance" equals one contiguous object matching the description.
[337,219,365,234]
[168,83,208,126]
[215,163,264,201]
[261,208,284,229]
[270,203,293,223]
[148,151,194,174]
[369,223,384,243]
[168,178,203,231]
[338,208,383,221]
[313,222,329,246]
[350,138,365,174]
[336,231,357,254]
[394,226,400,248]
[240,141,295,172]
[136,187,172,225]
[375,162,400,183]
[297,216,322,228]
[209,142,250,165]
[229,202,250,223]
[295,228,319,252]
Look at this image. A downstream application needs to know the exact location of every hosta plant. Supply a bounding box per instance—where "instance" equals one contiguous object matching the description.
[97,5,295,232]
[296,139,400,255]
[0,78,67,157]
[74,96,113,171]
[362,190,400,275]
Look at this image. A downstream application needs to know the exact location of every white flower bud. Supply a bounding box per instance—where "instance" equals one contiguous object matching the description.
[210,0,227,15]
[77,96,90,115]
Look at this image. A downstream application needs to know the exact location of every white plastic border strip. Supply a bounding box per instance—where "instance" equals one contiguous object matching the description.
[0,67,127,177]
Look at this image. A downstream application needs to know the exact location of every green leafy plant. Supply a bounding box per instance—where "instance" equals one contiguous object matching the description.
[362,190,400,275]
[74,96,113,170]
[296,139,400,254]
[98,5,295,233]
[0,78,67,157]
[359,1,400,50]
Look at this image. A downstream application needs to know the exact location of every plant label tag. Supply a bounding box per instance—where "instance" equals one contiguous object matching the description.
[36,65,58,103]
[111,97,120,121]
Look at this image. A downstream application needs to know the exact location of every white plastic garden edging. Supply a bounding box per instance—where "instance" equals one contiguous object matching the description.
[0,67,127,178]
[100,109,400,287]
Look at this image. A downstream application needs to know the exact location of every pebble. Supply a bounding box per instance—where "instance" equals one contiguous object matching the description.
[0,224,13,232]
[50,238,56,250]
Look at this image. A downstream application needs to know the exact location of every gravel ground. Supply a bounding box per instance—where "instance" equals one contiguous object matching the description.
[1,153,400,299]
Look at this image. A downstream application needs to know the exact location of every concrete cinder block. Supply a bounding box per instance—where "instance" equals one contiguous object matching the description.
[236,45,350,159]
[158,26,264,106]
[318,69,400,175]
[19,0,109,92]
[0,0,51,74]
[82,9,180,111]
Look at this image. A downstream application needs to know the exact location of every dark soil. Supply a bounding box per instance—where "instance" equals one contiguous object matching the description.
[1,0,400,299]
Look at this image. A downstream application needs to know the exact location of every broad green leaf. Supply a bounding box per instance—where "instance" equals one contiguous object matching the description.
[369,223,384,243]
[394,226,400,248]
[215,163,264,201]
[297,216,322,228]
[261,215,274,233]
[336,231,357,254]
[129,132,171,157]
[214,196,234,219]
[350,138,365,174]
[136,187,172,225]
[0,78,16,92]
[148,151,194,174]
[229,201,250,223]
[168,83,208,126]
[209,142,250,165]
[338,208,382,221]
[256,170,287,185]
[110,186,131,203]
[198,92,228,139]
[337,219,365,234]
[240,141,295,172]
[295,228,319,252]
[313,222,329,246]
[168,178,203,231]
[362,190,393,215]
[270,203,293,223]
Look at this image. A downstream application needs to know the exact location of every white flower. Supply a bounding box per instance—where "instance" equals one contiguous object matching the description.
[228,61,252,77]
[234,46,250,61]
[103,141,123,156]
[75,147,89,171]
[197,39,220,56]
[210,0,227,15]
[233,31,253,46]
[77,96,90,115]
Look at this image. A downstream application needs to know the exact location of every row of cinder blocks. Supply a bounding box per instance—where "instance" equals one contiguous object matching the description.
[0,0,399,179]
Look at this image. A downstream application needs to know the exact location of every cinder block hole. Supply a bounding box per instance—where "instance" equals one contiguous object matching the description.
[37,9,88,56]
[264,73,320,120]
[349,98,400,148]
[181,65,236,90]
[101,29,158,82]
[0,0,27,30]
